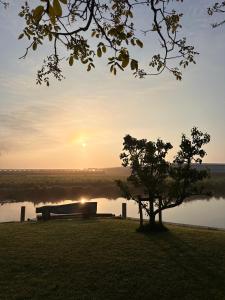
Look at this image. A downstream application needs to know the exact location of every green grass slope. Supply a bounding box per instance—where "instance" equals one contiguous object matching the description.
[0,219,225,300]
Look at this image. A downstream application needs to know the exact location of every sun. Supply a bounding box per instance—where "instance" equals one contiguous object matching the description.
[82,142,87,148]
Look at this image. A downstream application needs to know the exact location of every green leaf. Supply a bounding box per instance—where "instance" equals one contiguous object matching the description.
[81,59,88,64]
[97,47,102,57]
[53,0,62,17]
[48,33,53,41]
[87,64,91,72]
[32,42,37,51]
[18,33,24,40]
[130,59,138,71]
[102,45,107,53]
[48,5,56,24]
[69,56,74,66]
[136,39,143,48]
[33,5,44,23]
[121,55,129,68]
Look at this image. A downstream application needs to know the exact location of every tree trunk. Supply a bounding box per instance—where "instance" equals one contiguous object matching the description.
[138,200,143,228]
[158,198,162,226]
[149,198,155,227]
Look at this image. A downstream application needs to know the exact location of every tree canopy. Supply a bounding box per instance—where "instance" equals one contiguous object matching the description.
[117,127,211,231]
[1,1,224,85]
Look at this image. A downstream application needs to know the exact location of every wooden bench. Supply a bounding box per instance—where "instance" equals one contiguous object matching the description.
[36,202,97,221]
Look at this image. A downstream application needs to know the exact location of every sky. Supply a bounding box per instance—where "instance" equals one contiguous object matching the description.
[0,0,225,169]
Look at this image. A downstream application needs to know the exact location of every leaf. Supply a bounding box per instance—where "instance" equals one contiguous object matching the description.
[69,56,74,66]
[102,45,107,53]
[53,0,62,17]
[32,42,37,51]
[48,5,56,24]
[33,5,44,23]
[130,59,138,71]
[59,0,67,4]
[18,33,24,40]
[136,39,143,48]
[121,55,129,68]
[97,47,102,57]
[48,33,53,41]
[131,38,136,46]
[81,59,88,64]
[108,28,117,36]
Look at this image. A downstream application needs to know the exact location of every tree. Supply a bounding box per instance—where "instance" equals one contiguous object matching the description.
[116,127,210,232]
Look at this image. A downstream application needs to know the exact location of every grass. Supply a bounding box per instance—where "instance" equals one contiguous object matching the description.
[0,219,225,300]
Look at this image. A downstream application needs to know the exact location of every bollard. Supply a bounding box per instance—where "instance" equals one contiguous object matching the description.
[122,203,127,219]
[20,206,25,222]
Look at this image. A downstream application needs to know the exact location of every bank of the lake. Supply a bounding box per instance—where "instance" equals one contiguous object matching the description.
[0,171,225,202]
[0,219,225,300]
[1,197,225,229]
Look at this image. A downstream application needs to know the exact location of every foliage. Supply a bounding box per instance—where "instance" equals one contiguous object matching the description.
[117,127,211,230]
[0,1,223,85]
[0,0,8,9]
[208,1,225,28]
[17,0,199,85]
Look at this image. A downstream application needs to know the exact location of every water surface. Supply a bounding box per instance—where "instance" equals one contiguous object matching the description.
[0,197,225,229]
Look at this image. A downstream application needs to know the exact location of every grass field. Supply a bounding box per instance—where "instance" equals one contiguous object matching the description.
[0,171,225,203]
[0,219,225,299]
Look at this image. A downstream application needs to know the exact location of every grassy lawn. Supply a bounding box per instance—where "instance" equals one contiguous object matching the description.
[0,219,225,300]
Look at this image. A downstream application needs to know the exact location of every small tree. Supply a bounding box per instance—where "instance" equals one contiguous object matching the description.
[116,127,210,231]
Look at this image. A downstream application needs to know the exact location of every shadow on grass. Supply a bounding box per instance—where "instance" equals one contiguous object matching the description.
[141,227,225,298]
[136,222,169,234]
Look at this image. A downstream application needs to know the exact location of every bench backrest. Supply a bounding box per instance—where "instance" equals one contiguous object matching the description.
[36,202,97,216]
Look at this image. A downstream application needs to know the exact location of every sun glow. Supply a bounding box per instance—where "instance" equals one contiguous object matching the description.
[70,133,88,148]
[80,198,86,204]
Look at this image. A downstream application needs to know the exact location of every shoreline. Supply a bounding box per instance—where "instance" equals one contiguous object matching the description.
[1,217,225,232]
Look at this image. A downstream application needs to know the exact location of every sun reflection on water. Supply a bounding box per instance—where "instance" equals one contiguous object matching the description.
[80,198,87,204]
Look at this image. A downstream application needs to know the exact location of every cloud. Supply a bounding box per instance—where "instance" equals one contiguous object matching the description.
[0,103,63,153]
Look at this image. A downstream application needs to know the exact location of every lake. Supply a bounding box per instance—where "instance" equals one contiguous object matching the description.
[0,197,225,229]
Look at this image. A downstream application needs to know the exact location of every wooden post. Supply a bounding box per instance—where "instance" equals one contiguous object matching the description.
[42,209,50,221]
[122,203,127,219]
[20,206,25,222]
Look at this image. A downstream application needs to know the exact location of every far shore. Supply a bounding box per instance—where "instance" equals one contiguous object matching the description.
[0,170,225,203]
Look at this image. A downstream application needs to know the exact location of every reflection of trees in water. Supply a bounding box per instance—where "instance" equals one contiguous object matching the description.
[184,196,224,203]
[0,185,121,205]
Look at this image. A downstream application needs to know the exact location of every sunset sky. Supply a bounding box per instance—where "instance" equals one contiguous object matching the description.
[0,0,225,169]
